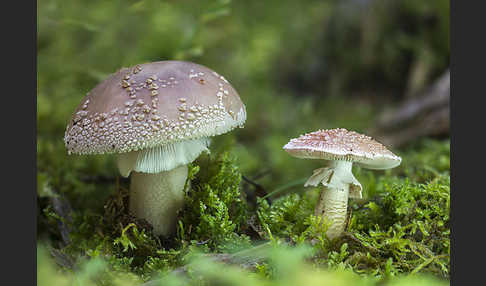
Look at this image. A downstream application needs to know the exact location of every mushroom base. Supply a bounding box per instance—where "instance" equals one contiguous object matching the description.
[129,165,188,236]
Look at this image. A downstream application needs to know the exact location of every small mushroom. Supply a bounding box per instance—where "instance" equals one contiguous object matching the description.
[64,61,246,236]
[283,128,401,239]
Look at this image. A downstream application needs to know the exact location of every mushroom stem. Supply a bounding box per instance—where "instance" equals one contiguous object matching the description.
[129,165,188,236]
[314,160,353,240]
[315,184,349,240]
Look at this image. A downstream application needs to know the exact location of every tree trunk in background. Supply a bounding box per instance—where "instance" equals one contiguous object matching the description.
[369,68,450,147]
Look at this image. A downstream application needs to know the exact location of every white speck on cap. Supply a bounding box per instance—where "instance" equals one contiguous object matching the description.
[283,128,401,170]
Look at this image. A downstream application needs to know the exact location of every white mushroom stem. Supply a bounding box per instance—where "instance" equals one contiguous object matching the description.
[315,182,349,240]
[116,138,211,236]
[129,165,188,236]
[306,160,361,240]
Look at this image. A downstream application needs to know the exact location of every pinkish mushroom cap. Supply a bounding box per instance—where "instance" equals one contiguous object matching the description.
[64,61,246,156]
[283,128,401,170]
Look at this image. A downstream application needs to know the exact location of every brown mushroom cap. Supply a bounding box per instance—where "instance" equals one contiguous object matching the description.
[64,61,246,155]
[283,128,401,170]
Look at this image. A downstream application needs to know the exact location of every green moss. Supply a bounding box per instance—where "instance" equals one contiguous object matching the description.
[46,180,184,281]
[177,152,252,252]
[256,193,320,243]
[39,151,253,282]
[349,176,450,277]
[39,240,449,286]
[38,138,450,285]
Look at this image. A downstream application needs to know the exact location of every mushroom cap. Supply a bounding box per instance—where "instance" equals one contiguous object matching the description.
[64,61,246,155]
[283,128,401,170]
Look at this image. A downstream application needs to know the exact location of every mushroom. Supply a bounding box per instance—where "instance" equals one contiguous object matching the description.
[64,61,246,236]
[283,128,401,239]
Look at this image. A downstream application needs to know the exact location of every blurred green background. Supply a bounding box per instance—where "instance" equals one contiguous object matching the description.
[37,0,449,285]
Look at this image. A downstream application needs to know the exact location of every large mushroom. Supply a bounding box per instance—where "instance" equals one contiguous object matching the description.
[283,128,401,239]
[64,61,246,236]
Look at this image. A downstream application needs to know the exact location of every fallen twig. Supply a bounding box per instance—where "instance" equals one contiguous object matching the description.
[369,69,450,147]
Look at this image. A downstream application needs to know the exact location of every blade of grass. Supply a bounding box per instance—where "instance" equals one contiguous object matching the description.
[263,178,308,199]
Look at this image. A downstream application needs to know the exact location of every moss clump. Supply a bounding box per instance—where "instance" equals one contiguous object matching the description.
[349,175,450,277]
[39,151,251,282]
[177,152,252,252]
[254,177,449,278]
[256,193,315,241]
